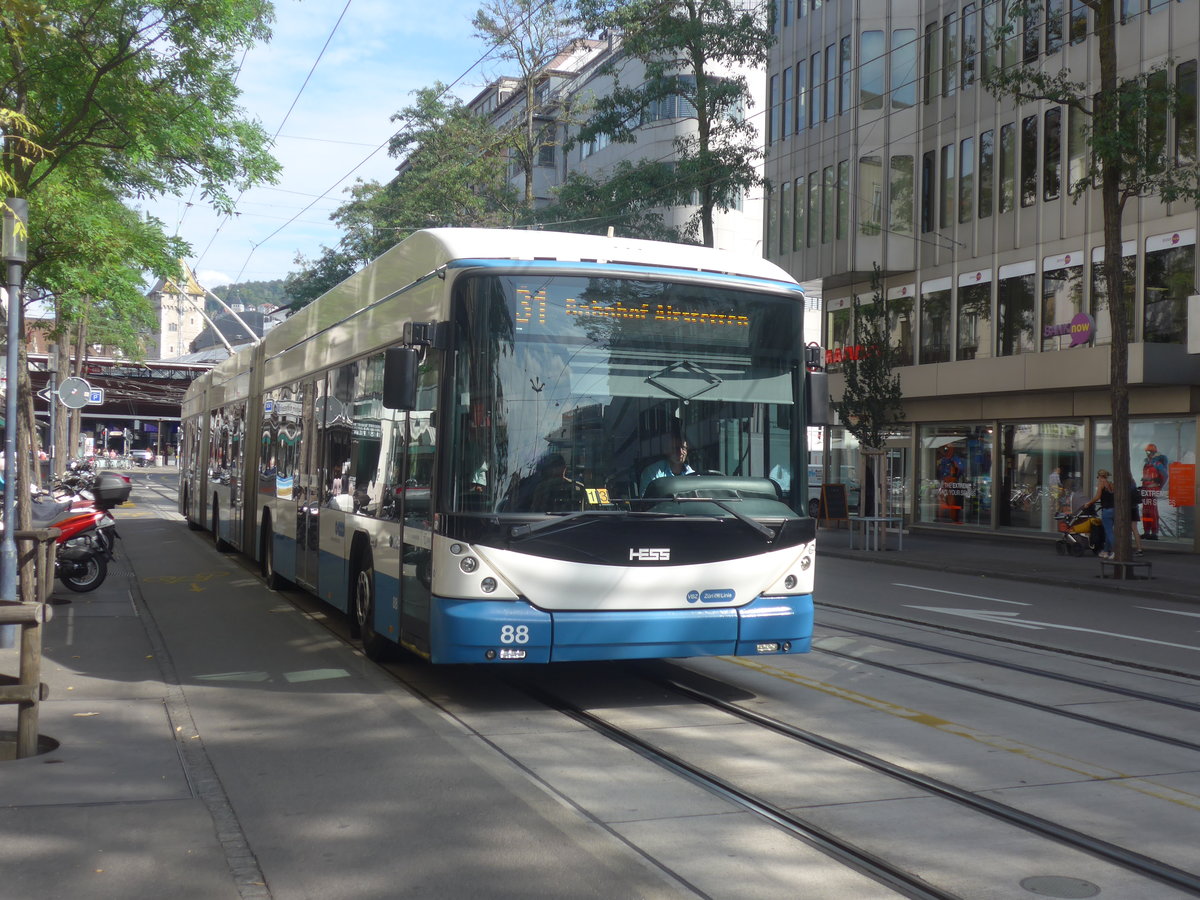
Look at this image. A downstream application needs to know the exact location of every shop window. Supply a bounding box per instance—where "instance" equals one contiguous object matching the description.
[919,282,952,364]
[1089,243,1135,347]
[1094,418,1196,547]
[998,422,1085,532]
[998,266,1036,356]
[957,275,993,360]
[1041,254,1085,351]
[918,425,993,527]
[1143,231,1196,344]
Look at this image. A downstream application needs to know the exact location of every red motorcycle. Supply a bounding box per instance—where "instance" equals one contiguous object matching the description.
[28,471,131,592]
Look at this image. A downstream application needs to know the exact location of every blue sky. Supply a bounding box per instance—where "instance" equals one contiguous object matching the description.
[141,0,501,290]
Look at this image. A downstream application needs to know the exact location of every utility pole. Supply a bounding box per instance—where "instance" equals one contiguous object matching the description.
[2,199,29,648]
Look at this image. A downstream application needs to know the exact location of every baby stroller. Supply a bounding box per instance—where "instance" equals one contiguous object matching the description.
[1055,504,1102,556]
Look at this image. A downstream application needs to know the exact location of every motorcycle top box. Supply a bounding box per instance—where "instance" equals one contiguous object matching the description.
[93,471,132,510]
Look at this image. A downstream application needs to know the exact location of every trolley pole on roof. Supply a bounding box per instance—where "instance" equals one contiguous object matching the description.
[2,199,29,646]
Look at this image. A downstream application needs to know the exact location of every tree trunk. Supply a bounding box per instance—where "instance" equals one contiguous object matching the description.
[1097,0,1132,563]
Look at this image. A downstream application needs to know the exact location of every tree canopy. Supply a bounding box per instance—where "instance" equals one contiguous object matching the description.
[573,0,773,246]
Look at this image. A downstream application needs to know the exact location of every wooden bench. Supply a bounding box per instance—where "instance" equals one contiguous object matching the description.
[1098,559,1153,580]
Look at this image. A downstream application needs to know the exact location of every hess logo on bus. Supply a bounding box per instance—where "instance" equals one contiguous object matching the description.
[630,547,670,561]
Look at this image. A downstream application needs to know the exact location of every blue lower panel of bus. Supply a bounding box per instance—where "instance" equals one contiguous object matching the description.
[429,594,813,664]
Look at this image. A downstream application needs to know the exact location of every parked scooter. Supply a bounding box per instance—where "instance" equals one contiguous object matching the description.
[25,471,131,592]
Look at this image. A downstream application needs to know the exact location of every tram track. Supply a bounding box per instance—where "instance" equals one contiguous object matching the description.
[500,666,1200,899]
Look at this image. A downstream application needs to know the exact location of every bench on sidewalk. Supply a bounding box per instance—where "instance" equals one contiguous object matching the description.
[1098,558,1153,580]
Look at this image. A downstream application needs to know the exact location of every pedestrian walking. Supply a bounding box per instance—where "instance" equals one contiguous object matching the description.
[1085,469,1115,558]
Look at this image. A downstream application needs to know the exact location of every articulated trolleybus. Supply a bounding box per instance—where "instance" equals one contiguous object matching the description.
[180,229,821,664]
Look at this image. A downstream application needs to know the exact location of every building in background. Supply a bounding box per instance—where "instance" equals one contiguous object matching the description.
[766,0,1198,549]
[145,260,207,360]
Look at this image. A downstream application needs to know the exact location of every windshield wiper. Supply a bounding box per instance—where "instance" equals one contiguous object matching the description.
[508,509,684,542]
[707,499,776,541]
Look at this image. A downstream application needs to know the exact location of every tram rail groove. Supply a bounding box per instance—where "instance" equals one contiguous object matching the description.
[811,642,1200,753]
[513,679,960,900]
[819,619,1200,713]
[815,601,1200,682]
[648,672,1200,898]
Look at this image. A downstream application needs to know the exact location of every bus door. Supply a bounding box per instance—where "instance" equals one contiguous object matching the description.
[295,378,322,590]
[398,363,438,655]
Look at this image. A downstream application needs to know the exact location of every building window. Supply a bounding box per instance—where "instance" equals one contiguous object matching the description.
[940,142,955,229]
[920,282,952,364]
[998,265,1037,356]
[766,187,778,255]
[942,13,958,97]
[924,22,939,105]
[1067,106,1088,192]
[959,135,975,223]
[538,143,555,167]
[983,0,1000,78]
[1147,70,1170,168]
[1176,60,1197,167]
[921,150,935,232]
[1002,0,1020,69]
[780,179,792,255]
[1041,253,1084,351]
[859,156,884,235]
[1090,242,1136,347]
[961,3,977,89]
[889,155,914,234]
[768,74,779,143]
[1069,0,1088,42]
[1020,114,1038,207]
[782,67,793,137]
[837,160,850,239]
[810,54,823,125]
[795,63,807,134]
[892,29,917,109]
[979,129,995,218]
[1144,231,1196,344]
[1044,107,1062,201]
[918,425,993,527]
[794,175,807,250]
[1023,3,1040,63]
[889,292,916,366]
[957,274,993,360]
[807,172,820,246]
[822,166,835,242]
[825,43,837,121]
[840,36,852,114]
[861,30,885,111]
[1046,0,1064,55]
[999,122,1016,212]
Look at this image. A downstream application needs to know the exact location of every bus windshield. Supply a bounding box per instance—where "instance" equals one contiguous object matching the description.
[448,272,803,515]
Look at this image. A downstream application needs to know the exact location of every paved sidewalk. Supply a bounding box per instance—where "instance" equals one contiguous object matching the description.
[816,521,1199,604]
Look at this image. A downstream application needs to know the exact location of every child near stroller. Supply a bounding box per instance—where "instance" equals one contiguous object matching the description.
[1055,503,1103,556]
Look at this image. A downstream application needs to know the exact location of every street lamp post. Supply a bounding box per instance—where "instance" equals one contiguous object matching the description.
[2,199,29,647]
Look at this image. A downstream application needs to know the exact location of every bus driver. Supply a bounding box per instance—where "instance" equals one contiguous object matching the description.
[640,434,695,495]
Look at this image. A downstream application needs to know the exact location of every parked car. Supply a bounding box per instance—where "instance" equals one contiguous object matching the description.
[130,449,156,467]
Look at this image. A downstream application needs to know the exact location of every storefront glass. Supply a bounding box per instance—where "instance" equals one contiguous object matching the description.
[919,282,952,363]
[998,422,1085,531]
[1143,231,1196,344]
[957,271,993,360]
[1094,417,1196,546]
[918,424,993,526]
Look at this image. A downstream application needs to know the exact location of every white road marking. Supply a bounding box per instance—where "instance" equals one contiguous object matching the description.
[891,582,1031,605]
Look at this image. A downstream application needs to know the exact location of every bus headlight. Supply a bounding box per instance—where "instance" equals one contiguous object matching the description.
[784,574,797,590]
[460,556,479,573]
[480,577,497,593]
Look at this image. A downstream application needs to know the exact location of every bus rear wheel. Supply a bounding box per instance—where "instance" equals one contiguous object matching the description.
[352,550,389,661]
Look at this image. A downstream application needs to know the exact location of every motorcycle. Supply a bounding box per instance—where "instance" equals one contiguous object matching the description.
[26,471,131,593]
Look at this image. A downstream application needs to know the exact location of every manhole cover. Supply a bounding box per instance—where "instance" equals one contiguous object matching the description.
[1020,876,1101,898]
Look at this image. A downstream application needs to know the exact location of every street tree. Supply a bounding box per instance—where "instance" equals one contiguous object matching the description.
[984,1,1200,564]
[473,0,578,210]
[285,85,516,310]
[534,160,687,241]
[573,0,773,247]
[832,265,905,517]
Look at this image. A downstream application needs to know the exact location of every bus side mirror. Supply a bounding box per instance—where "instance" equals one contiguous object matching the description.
[383,347,419,410]
[805,370,834,426]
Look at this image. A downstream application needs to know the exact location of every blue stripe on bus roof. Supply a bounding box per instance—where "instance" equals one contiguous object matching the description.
[444,258,805,295]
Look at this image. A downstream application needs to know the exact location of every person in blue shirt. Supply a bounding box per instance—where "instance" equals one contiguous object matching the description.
[639,434,695,494]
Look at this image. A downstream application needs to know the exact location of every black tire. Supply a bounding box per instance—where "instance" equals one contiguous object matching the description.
[60,553,108,593]
[212,500,231,552]
[261,517,288,590]
[352,549,390,661]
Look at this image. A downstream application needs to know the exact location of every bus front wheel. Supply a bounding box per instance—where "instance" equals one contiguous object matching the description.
[352,549,389,661]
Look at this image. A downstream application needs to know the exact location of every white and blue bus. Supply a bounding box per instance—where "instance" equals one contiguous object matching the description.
[180,229,821,663]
